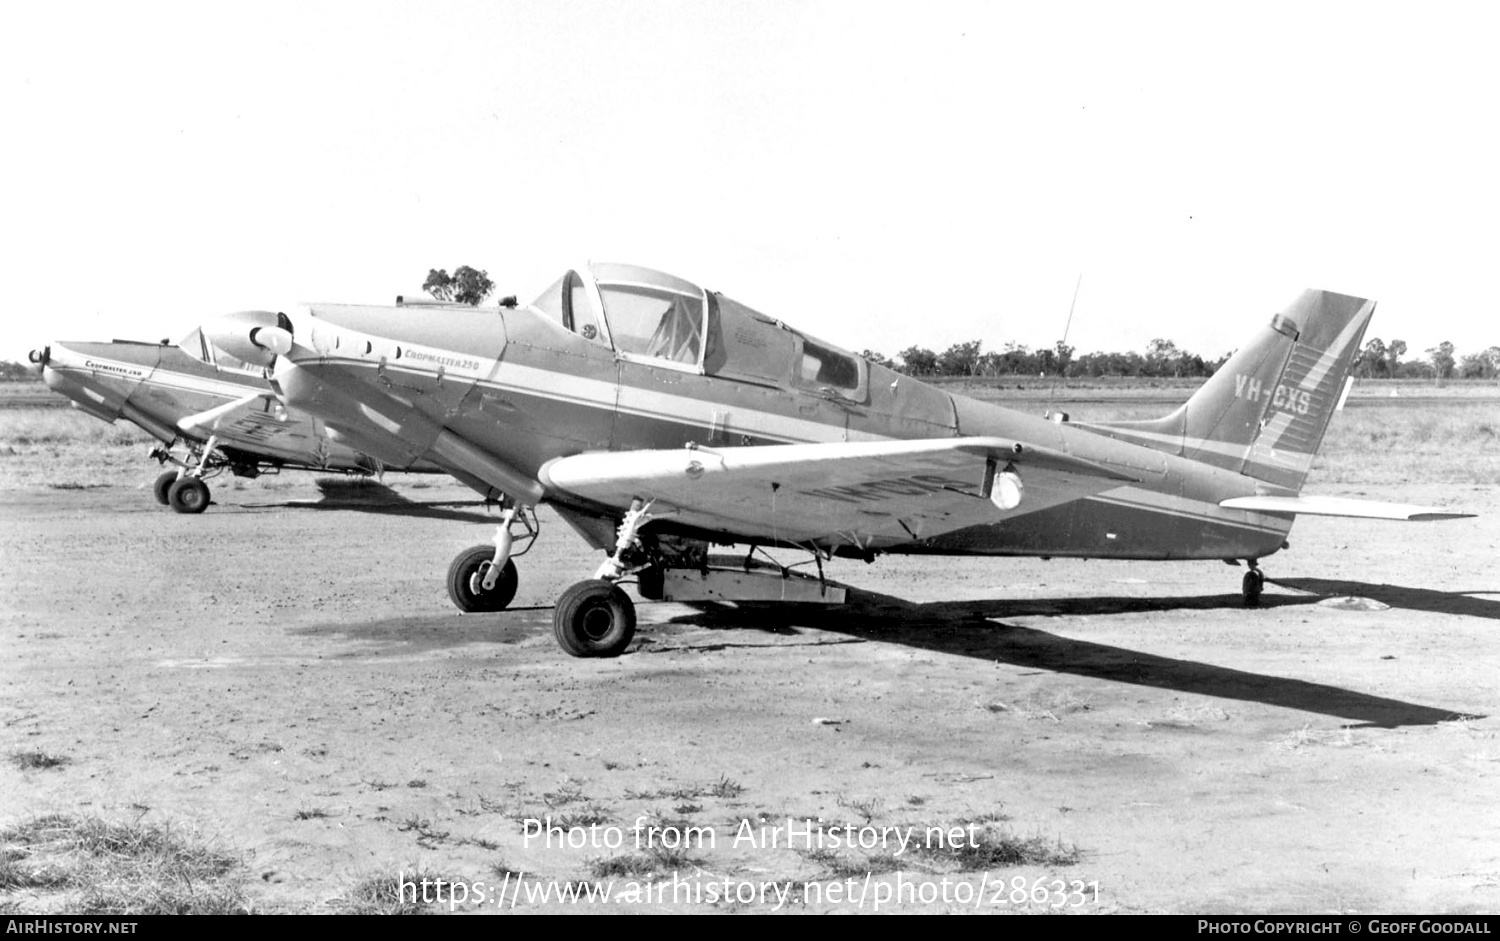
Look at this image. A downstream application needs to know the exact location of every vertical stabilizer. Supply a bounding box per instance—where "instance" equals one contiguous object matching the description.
[1091,290,1374,492]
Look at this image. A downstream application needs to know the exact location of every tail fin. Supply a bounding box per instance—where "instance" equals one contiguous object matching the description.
[1093,290,1374,492]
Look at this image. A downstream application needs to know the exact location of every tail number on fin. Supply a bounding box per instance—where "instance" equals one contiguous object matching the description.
[1271,384,1312,416]
[1234,373,1310,415]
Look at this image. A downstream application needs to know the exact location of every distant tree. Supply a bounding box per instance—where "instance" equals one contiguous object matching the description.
[997,341,1036,375]
[1358,338,1388,378]
[1428,340,1457,380]
[1050,340,1075,376]
[1459,351,1493,379]
[1385,339,1407,378]
[860,349,896,370]
[1144,338,1182,377]
[937,340,983,377]
[898,346,938,375]
[423,265,495,306]
[0,360,33,381]
[1396,358,1435,380]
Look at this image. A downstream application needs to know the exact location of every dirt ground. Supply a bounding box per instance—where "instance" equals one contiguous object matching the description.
[2,473,1497,914]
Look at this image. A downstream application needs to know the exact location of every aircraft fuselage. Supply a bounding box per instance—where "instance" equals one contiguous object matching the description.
[271,295,1292,563]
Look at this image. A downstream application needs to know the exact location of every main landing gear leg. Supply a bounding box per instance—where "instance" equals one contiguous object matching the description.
[553,499,651,659]
[447,501,535,613]
[1242,559,1265,608]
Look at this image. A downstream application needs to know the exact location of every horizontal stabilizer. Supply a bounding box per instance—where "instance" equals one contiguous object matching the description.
[1220,495,1474,521]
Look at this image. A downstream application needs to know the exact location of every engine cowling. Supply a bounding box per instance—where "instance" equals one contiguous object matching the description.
[202,311,294,367]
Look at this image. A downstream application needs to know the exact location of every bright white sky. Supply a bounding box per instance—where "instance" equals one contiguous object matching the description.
[4,1,1498,365]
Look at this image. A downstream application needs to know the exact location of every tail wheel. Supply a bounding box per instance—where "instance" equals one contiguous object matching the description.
[153,471,178,506]
[166,477,210,514]
[553,579,636,658]
[446,545,518,613]
[1242,570,1265,607]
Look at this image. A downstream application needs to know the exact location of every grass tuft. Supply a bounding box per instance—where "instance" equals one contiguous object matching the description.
[339,868,457,915]
[588,841,701,879]
[11,752,69,771]
[916,826,1082,871]
[0,814,247,914]
[706,775,744,799]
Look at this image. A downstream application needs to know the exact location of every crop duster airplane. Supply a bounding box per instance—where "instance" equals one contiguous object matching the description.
[205,263,1470,657]
[30,324,438,512]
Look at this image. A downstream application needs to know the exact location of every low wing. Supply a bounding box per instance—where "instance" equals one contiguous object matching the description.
[177,391,274,434]
[1220,495,1474,521]
[539,437,1136,549]
[176,391,335,466]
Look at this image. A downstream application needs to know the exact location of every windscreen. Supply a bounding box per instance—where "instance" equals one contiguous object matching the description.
[592,264,706,367]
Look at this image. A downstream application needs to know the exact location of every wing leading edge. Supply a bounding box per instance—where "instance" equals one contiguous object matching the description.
[539,437,1136,549]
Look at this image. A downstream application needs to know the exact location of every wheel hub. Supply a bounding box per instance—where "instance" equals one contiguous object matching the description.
[580,604,615,640]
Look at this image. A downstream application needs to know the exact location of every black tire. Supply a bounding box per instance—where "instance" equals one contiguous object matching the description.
[1242,570,1264,608]
[446,545,518,613]
[167,477,211,514]
[553,579,636,658]
[153,471,178,506]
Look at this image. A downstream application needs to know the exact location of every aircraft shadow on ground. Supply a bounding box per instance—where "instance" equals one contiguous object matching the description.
[291,608,555,653]
[238,481,496,524]
[289,579,1485,729]
[667,588,1481,729]
[1270,577,1500,621]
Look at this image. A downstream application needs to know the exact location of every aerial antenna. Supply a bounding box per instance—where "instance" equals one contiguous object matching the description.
[1045,273,1083,418]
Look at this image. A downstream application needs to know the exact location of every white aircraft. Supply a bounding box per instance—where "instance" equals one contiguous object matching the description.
[205,263,1472,656]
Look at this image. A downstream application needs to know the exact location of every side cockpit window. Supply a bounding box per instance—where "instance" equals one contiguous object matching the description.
[701,293,867,401]
[527,271,607,345]
[798,337,861,393]
[177,327,212,365]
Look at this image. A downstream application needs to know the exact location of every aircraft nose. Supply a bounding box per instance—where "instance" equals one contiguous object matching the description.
[28,346,49,368]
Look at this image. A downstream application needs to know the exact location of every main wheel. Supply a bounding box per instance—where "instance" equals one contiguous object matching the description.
[1242,570,1264,607]
[553,579,636,658]
[446,545,518,613]
[166,477,211,514]
[153,471,179,506]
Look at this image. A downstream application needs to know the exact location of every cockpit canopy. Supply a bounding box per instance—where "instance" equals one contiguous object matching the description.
[526,263,867,401]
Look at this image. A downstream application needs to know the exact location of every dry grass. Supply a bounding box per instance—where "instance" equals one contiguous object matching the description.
[1051,400,1500,487]
[0,814,248,915]
[1314,404,1500,485]
[0,409,157,489]
[0,409,153,448]
[10,752,70,771]
[587,841,702,878]
[912,825,1083,871]
[337,868,459,915]
[2,386,1494,491]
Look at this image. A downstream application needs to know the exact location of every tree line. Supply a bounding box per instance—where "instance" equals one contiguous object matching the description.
[860,338,1231,379]
[1354,338,1500,380]
[858,336,1500,381]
